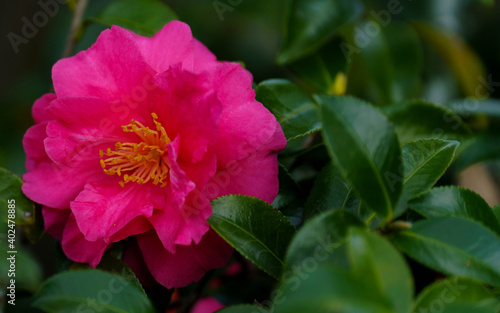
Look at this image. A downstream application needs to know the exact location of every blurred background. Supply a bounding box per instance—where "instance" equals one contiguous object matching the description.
[1,0,500,311]
[2,0,500,177]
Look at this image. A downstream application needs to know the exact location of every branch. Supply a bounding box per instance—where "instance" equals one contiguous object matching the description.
[62,0,89,58]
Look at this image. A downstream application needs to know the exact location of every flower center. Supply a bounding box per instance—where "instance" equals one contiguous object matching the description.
[100,113,170,188]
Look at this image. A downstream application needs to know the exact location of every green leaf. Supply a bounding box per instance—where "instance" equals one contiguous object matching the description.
[395,139,459,216]
[91,0,178,36]
[255,79,320,141]
[287,38,348,94]
[392,216,500,287]
[415,277,500,313]
[493,205,500,221]
[0,168,35,225]
[278,0,363,64]
[285,210,364,271]
[216,305,268,313]
[209,195,295,279]
[348,228,413,313]
[383,100,471,144]
[455,133,500,171]
[303,162,359,220]
[273,164,304,228]
[408,186,500,236]
[33,269,155,313]
[317,95,402,220]
[274,266,393,313]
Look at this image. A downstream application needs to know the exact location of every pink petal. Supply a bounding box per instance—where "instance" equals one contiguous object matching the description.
[22,125,102,209]
[41,206,71,241]
[23,122,49,171]
[148,189,211,253]
[209,63,286,165]
[61,214,109,267]
[32,93,56,123]
[152,65,222,163]
[52,26,154,102]
[71,182,160,243]
[207,149,281,204]
[192,39,219,73]
[137,229,233,289]
[191,297,225,313]
[134,20,195,73]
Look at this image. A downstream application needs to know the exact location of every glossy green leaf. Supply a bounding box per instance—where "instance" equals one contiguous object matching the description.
[255,79,320,140]
[209,195,295,279]
[0,168,35,225]
[415,277,500,313]
[348,228,413,313]
[216,305,268,313]
[33,269,155,313]
[278,0,363,64]
[303,163,359,220]
[395,139,459,216]
[91,0,178,36]
[274,266,393,313]
[392,216,500,287]
[288,38,348,94]
[408,186,500,236]
[455,133,500,171]
[317,95,402,219]
[383,100,471,143]
[285,210,364,271]
[273,164,304,228]
[493,205,500,221]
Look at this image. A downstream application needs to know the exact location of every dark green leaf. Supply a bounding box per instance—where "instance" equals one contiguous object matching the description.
[383,100,471,143]
[348,228,413,313]
[288,38,348,94]
[415,277,500,313]
[0,168,35,225]
[256,79,320,141]
[278,0,363,64]
[216,305,268,313]
[274,266,393,313]
[91,0,178,36]
[455,133,500,171]
[209,195,295,279]
[273,164,304,228]
[317,95,402,220]
[493,205,500,221]
[285,210,364,271]
[395,139,459,216]
[33,269,155,313]
[392,216,500,287]
[303,163,359,220]
[408,186,500,236]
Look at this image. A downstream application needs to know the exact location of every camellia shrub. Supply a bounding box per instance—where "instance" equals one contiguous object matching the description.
[1,0,500,313]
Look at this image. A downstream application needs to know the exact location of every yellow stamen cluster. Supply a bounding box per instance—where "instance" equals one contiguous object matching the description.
[100,113,171,188]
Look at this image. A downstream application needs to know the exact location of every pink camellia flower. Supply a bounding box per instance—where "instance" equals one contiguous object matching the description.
[22,20,286,288]
[191,297,225,313]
